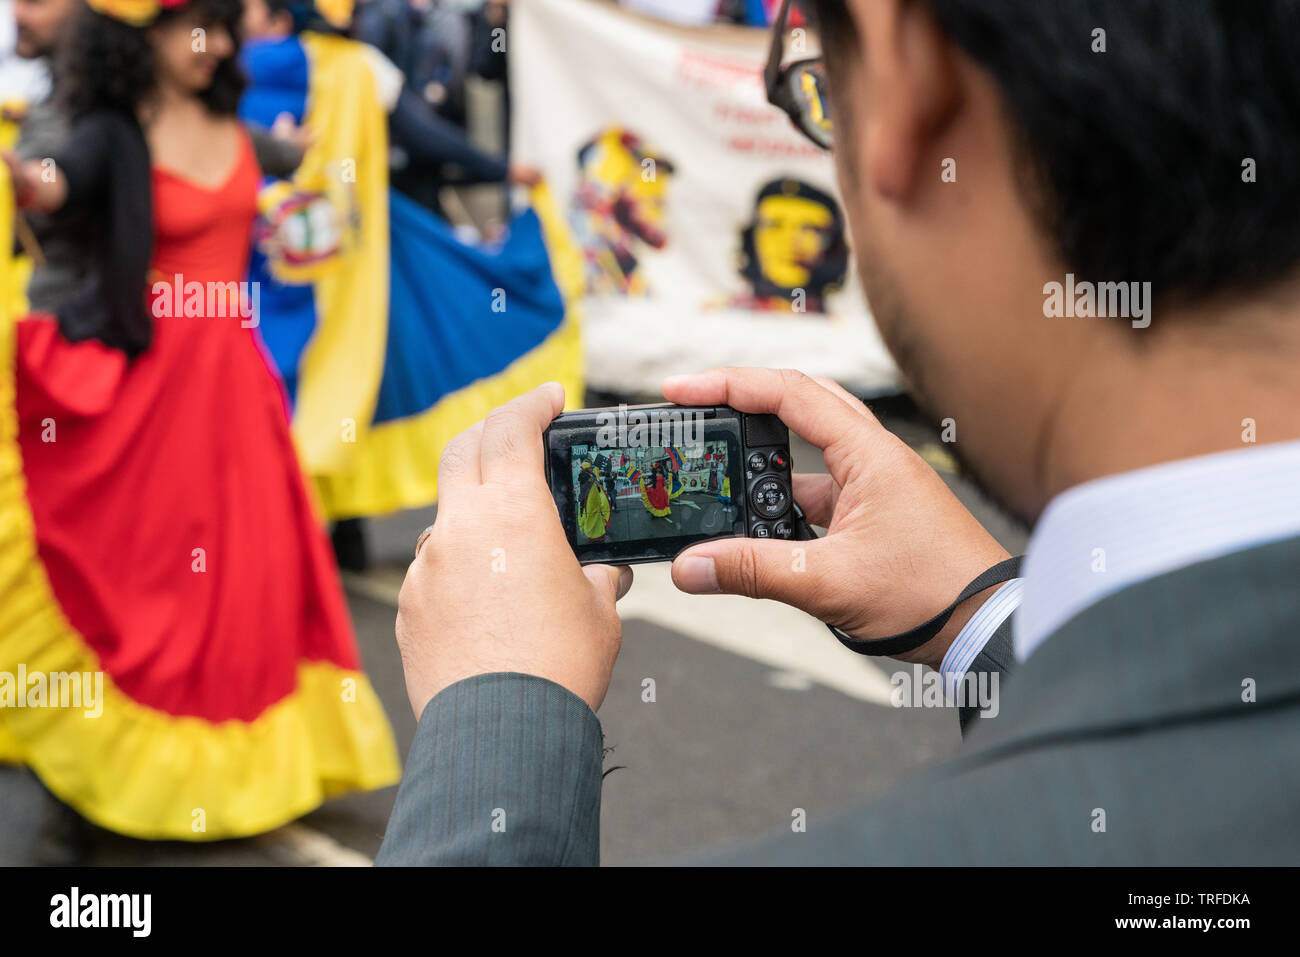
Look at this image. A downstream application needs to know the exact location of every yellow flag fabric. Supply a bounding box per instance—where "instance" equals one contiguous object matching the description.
[285,32,390,477]
[244,34,585,520]
[313,182,585,517]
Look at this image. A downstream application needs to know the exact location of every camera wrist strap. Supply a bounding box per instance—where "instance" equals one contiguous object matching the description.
[791,502,1024,657]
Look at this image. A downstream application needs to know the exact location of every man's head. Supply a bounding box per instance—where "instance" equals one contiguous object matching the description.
[240,0,350,38]
[14,0,78,59]
[240,0,294,38]
[800,0,1300,519]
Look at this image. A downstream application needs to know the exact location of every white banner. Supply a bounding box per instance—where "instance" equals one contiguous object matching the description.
[511,0,901,396]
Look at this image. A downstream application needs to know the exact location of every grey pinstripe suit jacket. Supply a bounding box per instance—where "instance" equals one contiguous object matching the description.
[376,534,1300,865]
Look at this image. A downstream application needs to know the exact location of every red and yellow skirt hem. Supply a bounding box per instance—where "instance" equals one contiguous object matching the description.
[0,319,400,841]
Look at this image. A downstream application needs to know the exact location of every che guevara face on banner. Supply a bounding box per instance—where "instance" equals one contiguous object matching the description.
[734,177,849,314]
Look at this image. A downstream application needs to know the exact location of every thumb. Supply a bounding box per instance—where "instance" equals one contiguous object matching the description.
[672,538,821,608]
[583,564,634,603]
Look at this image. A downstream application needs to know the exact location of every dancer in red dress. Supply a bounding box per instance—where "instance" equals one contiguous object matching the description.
[0,0,398,841]
[639,461,672,519]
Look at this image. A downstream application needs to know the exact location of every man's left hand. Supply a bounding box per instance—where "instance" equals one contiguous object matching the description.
[395,383,631,719]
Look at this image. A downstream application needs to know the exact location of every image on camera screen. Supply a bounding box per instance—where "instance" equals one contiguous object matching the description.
[570,442,740,545]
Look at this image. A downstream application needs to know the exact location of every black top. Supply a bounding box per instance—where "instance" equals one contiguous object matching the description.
[52,110,153,358]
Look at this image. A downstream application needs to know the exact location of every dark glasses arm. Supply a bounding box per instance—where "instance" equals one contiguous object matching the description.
[764,0,795,95]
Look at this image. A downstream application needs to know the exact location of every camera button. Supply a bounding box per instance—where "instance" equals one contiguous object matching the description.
[752,523,771,538]
[750,478,790,518]
[747,452,768,473]
[773,521,793,539]
[769,451,788,470]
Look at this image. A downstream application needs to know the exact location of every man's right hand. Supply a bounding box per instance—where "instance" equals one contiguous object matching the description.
[662,368,1011,671]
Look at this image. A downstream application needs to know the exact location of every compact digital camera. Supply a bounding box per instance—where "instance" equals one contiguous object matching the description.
[543,403,796,565]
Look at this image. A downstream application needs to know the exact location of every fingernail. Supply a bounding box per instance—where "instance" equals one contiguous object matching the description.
[414,525,434,559]
[661,374,690,390]
[676,556,719,594]
[616,565,634,600]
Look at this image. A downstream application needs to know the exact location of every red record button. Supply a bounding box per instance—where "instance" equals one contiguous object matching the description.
[769,451,788,470]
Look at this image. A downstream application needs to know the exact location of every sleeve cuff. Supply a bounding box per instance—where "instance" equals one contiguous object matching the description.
[940,579,1024,704]
[376,672,605,866]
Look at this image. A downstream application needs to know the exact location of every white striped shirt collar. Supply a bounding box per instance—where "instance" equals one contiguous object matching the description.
[1015,439,1300,662]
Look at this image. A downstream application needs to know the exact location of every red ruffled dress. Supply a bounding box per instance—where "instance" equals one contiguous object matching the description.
[0,130,399,840]
[640,472,672,517]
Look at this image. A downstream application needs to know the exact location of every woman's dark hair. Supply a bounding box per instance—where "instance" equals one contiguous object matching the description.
[58,0,246,119]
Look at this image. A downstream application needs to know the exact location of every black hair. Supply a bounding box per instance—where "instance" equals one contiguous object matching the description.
[58,0,246,119]
[265,0,348,35]
[810,0,1300,299]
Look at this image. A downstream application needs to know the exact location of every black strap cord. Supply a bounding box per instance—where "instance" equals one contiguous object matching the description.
[792,502,1023,657]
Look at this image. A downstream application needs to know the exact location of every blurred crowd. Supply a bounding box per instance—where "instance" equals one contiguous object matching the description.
[0,0,534,221]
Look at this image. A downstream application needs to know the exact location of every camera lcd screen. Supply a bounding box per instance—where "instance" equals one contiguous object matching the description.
[570,439,742,541]
[551,425,746,564]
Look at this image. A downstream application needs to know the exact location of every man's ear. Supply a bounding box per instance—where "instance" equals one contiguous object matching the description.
[849,0,962,202]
